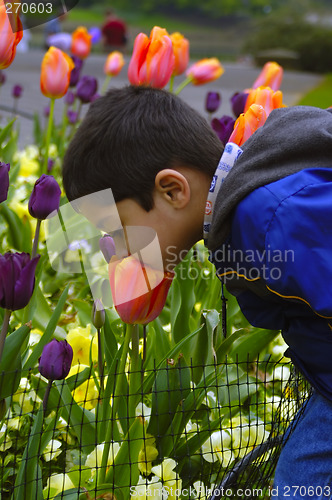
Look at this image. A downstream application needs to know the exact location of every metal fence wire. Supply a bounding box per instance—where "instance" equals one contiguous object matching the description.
[0,357,312,500]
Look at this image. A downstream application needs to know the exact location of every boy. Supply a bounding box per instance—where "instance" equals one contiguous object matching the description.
[62,85,332,498]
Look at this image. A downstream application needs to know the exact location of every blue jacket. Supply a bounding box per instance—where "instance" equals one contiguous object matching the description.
[210,167,332,400]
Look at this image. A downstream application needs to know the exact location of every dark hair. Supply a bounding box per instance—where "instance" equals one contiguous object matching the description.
[62,85,223,211]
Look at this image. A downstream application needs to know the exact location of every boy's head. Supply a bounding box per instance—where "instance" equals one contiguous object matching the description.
[62,85,223,270]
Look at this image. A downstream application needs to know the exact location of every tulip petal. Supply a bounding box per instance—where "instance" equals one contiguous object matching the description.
[128,33,150,85]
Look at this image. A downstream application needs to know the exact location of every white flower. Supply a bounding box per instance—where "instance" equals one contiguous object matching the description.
[85,442,120,475]
[44,473,74,499]
[201,430,233,467]
[193,481,215,500]
[230,416,269,458]
[43,439,62,462]
[151,458,182,498]
[131,475,167,500]
[136,403,151,424]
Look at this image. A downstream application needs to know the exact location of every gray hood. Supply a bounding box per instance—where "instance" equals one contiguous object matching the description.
[207,105,332,251]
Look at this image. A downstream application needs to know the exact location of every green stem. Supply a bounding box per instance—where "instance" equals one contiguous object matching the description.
[169,74,175,93]
[58,104,69,159]
[97,322,133,486]
[174,76,192,95]
[129,324,140,423]
[101,75,111,95]
[31,219,41,259]
[0,309,11,365]
[97,327,105,397]
[43,379,53,413]
[42,97,55,175]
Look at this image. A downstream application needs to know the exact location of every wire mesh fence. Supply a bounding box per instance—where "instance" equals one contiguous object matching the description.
[0,356,312,500]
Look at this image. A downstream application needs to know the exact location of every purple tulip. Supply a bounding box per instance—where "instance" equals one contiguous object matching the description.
[65,90,75,106]
[205,91,221,113]
[231,91,249,118]
[47,158,55,173]
[28,174,61,220]
[0,162,10,203]
[90,93,101,103]
[44,105,50,118]
[0,252,40,310]
[67,109,78,124]
[12,84,23,99]
[99,234,116,263]
[0,71,6,85]
[211,115,236,145]
[76,75,98,104]
[89,26,102,44]
[69,55,84,87]
[39,339,73,380]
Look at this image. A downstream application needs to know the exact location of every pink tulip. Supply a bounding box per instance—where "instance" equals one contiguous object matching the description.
[128,26,175,88]
[252,61,283,91]
[108,255,174,324]
[0,3,23,69]
[186,58,224,85]
[40,47,74,99]
[104,51,125,76]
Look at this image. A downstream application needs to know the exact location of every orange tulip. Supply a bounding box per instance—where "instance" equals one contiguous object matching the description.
[40,47,75,99]
[244,86,284,116]
[252,61,283,91]
[108,255,174,324]
[229,104,267,147]
[186,58,224,85]
[128,26,175,88]
[71,26,92,60]
[170,32,189,76]
[0,2,23,69]
[104,51,125,76]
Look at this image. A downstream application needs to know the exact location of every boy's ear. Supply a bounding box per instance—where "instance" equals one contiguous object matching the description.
[154,169,190,208]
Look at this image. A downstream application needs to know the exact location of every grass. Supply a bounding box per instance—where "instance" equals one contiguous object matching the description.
[297,73,332,108]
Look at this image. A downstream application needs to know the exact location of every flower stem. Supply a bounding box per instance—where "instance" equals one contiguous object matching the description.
[101,75,111,95]
[129,324,140,422]
[174,76,192,95]
[43,379,53,413]
[42,97,55,175]
[169,74,175,93]
[0,309,11,365]
[97,322,133,486]
[97,327,105,397]
[31,219,41,259]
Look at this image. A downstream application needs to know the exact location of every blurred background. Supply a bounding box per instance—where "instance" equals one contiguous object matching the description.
[23,0,332,73]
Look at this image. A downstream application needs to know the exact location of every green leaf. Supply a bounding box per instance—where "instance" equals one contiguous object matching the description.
[0,323,30,374]
[0,203,24,250]
[71,298,94,327]
[189,309,219,384]
[229,328,280,363]
[0,118,16,145]
[55,379,96,454]
[23,285,69,371]
[33,113,43,144]
[105,416,145,497]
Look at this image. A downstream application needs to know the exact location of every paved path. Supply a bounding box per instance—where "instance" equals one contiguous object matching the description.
[0,48,323,149]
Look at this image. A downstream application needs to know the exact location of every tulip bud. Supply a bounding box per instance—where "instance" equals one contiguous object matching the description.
[0,252,40,311]
[211,116,235,145]
[71,26,92,60]
[40,47,75,99]
[28,174,61,220]
[92,299,105,329]
[67,109,78,124]
[104,51,125,77]
[252,61,283,91]
[12,84,22,99]
[99,235,116,263]
[39,339,73,381]
[0,162,10,203]
[186,58,224,85]
[229,104,267,147]
[76,75,98,104]
[231,91,249,118]
[69,55,83,87]
[65,90,75,106]
[205,91,221,113]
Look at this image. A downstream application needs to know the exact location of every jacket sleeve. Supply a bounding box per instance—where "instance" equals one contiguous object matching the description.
[263,170,332,319]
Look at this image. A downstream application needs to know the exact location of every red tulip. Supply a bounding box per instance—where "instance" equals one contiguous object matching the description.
[0,2,23,69]
[170,32,189,76]
[186,58,224,85]
[128,26,175,88]
[40,47,74,99]
[252,61,283,91]
[108,255,174,324]
[244,86,284,117]
[229,104,267,147]
[71,26,92,60]
[104,51,125,76]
